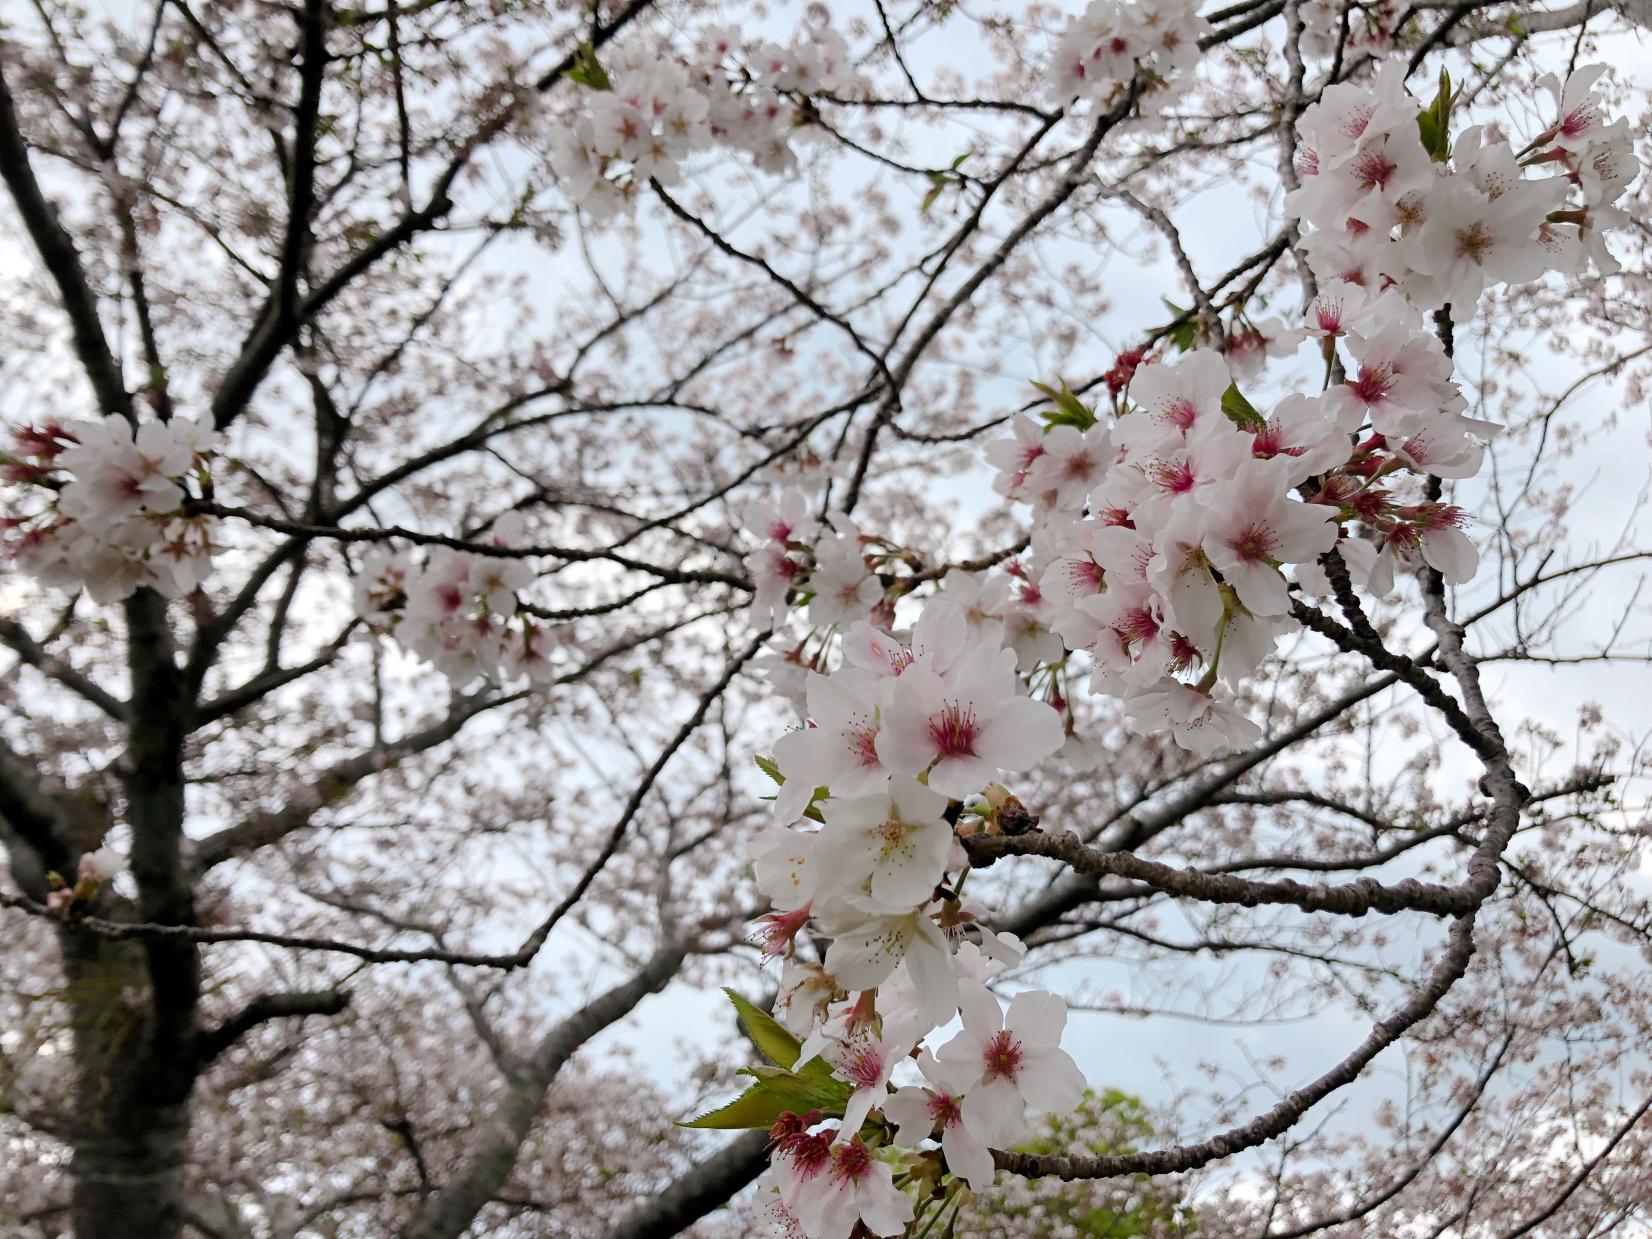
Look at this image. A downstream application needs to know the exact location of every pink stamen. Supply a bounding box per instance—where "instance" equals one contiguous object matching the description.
[983,1030,1023,1082]
[928,702,980,757]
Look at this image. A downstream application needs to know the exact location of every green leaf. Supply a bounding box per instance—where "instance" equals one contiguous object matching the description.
[921,182,944,214]
[725,988,802,1069]
[565,43,612,91]
[1030,379,1097,431]
[755,754,785,785]
[678,1059,852,1129]
[752,1060,853,1114]
[1220,381,1266,431]
[679,1078,799,1129]
[1157,301,1197,352]
[794,1055,852,1105]
[1416,66,1455,162]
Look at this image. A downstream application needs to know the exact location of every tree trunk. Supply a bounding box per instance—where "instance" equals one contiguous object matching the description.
[63,930,192,1237]
[66,590,202,1239]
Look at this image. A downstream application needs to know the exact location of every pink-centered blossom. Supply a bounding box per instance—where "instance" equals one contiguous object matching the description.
[938,981,1087,1148]
[812,779,953,912]
[874,646,1063,799]
[882,1048,995,1192]
[1199,458,1339,616]
[791,1136,913,1239]
[770,670,889,822]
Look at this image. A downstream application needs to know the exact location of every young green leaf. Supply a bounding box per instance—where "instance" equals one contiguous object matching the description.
[678,1059,852,1129]
[1030,379,1097,431]
[1220,381,1266,431]
[1154,301,1197,352]
[724,987,802,1070]
[1416,66,1455,162]
[678,1076,807,1129]
[565,43,612,91]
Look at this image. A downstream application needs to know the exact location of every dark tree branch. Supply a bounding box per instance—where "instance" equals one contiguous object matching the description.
[0,61,132,419]
[599,1130,771,1239]
[195,989,349,1066]
[403,942,689,1239]
[0,734,80,891]
[966,829,1478,918]
[0,618,130,720]
[995,914,1481,1179]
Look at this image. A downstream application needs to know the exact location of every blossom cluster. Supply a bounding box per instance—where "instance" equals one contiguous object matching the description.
[44,844,123,917]
[733,70,1636,1225]
[2,415,220,602]
[744,596,1084,1236]
[1290,63,1638,308]
[352,513,561,686]
[745,491,889,634]
[954,62,1630,757]
[548,23,860,218]
[1048,0,1208,108]
[1024,307,1488,751]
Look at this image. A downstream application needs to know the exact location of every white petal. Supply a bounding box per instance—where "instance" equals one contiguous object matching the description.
[881,1087,934,1147]
[942,1120,997,1193]
[961,1077,1029,1149]
[976,696,1065,773]
[1017,1047,1088,1113]
[1004,988,1068,1049]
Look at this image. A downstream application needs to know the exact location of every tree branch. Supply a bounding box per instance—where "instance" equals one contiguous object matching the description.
[403,942,688,1239]
[195,988,349,1066]
[599,1130,771,1239]
[0,61,132,418]
[0,618,129,720]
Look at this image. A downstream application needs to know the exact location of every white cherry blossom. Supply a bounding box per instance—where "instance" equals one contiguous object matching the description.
[875,646,1064,799]
[812,779,952,911]
[939,982,1087,1148]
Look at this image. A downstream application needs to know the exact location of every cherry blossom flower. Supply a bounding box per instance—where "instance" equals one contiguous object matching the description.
[1304,282,1373,340]
[753,1167,809,1238]
[820,906,957,1030]
[1225,316,1305,381]
[5,414,224,602]
[1199,457,1339,617]
[807,515,881,628]
[792,1136,913,1239]
[985,416,1047,502]
[875,646,1064,799]
[932,571,1010,648]
[1327,315,1458,429]
[1368,504,1479,595]
[1540,64,1609,153]
[813,779,953,911]
[774,960,838,1037]
[883,1049,995,1192]
[939,982,1087,1148]
[841,602,970,681]
[77,845,122,884]
[752,824,820,913]
[56,415,207,525]
[1123,679,1263,757]
[1118,348,1232,451]
[770,670,889,822]
[1402,177,1565,310]
[1247,393,1359,482]
[821,1027,914,1139]
[1026,424,1111,512]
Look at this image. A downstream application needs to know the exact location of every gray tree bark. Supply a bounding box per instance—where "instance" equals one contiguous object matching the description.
[68,591,201,1239]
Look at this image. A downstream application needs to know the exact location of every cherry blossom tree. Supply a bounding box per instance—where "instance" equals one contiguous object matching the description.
[1,0,1650,1236]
